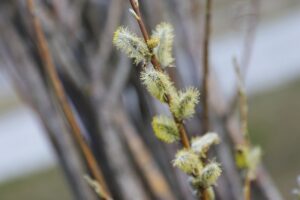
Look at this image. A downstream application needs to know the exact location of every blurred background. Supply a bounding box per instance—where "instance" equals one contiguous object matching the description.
[0,0,299,199]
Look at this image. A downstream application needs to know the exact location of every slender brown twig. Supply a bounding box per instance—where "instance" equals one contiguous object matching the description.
[201,0,212,135]
[129,0,190,148]
[202,189,211,200]
[234,58,250,143]
[200,0,213,199]
[234,58,252,200]
[26,0,111,199]
[244,173,251,200]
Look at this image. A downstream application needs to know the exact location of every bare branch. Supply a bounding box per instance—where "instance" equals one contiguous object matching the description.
[25,0,111,199]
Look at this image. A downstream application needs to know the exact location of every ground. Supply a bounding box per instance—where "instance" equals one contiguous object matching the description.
[0,168,72,200]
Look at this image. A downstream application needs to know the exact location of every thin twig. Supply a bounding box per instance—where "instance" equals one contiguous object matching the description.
[234,58,252,200]
[26,0,111,199]
[201,0,212,135]
[129,0,190,148]
[244,173,251,200]
[92,0,124,87]
[129,0,161,71]
[223,0,259,119]
[199,0,213,199]
[233,58,250,143]
[202,189,211,200]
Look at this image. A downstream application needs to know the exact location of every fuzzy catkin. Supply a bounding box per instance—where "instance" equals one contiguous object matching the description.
[191,133,220,157]
[170,87,200,119]
[191,162,222,189]
[173,149,202,174]
[152,22,175,68]
[152,115,179,143]
[113,27,150,64]
[140,68,174,103]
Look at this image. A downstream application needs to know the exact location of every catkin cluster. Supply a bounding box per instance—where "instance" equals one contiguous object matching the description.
[173,133,221,195]
[113,19,222,199]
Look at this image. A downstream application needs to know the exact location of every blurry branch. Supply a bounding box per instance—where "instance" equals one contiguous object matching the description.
[224,0,260,118]
[234,58,282,200]
[255,167,283,200]
[0,18,95,199]
[200,1,213,199]
[105,54,131,107]
[25,0,111,199]
[233,59,252,200]
[91,0,124,89]
[112,107,176,200]
[216,89,283,200]
[201,0,212,135]
[233,58,249,142]
[206,2,281,197]
[39,1,89,90]
[240,0,260,77]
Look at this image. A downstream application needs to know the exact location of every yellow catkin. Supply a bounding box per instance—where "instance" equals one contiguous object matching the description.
[191,132,220,157]
[170,87,200,119]
[113,26,150,64]
[140,68,174,102]
[152,22,174,67]
[173,149,202,174]
[152,115,179,143]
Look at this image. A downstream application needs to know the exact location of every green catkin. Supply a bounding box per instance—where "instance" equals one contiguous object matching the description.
[173,149,203,174]
[152,22,175,68]
[147,37,160,49]
[235,145,261,179]
[140,68,174,102]
[113,27,150,64]
[192,162,222,188]
[191,133,220,157]
[248,146,262,179]
[152,115,179,143]
[170,87,200,119]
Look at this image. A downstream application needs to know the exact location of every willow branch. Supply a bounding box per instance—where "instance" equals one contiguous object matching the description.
[129,0,190,148]
[223,0,259,119]
[201,0,212,135]
[234,58,252,200]
[234,58,250,143]
[244,173,251,200]
[198,0,214,199]
[26,0,111,199]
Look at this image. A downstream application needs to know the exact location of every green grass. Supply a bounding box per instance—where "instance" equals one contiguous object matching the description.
[249,78,300,199]
[0,167,72,200]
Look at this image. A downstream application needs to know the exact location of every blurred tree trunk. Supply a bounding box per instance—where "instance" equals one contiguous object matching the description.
[0,0,282,200]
